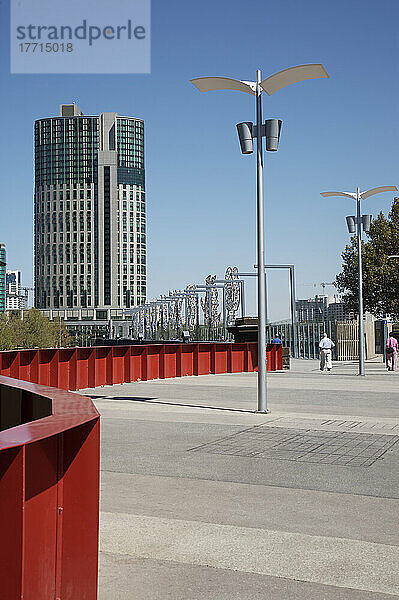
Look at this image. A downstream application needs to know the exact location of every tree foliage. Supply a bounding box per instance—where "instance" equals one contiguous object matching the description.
[336,197,399,319]
[0,308,71,351]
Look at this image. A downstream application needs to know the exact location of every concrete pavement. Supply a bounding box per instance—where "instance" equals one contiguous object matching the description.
[80,358,399,599]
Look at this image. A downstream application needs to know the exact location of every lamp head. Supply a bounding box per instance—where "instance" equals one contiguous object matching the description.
[236,122,253,154]
[346,216,356,234]
[265,119,282,151]
[362,214,372,233]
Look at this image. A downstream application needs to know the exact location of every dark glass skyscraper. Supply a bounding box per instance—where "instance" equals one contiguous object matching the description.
[34,103,146,310]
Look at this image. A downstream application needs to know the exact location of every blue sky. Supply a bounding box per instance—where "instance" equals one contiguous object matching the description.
[1,0,398,319]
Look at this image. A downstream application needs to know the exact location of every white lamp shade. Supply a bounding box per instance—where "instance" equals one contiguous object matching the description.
[190,77,255,96]
[260,64,329,96]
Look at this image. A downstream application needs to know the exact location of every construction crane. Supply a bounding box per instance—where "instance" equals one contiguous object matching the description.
[320,282,336,292]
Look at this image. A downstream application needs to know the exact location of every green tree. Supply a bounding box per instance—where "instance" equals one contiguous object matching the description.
[336,197,399,319]
[0,308,71,350]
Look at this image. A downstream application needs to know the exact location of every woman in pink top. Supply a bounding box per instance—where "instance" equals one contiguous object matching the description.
[386,335,398,371]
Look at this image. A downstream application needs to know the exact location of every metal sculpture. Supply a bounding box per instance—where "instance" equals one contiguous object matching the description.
[224,266,241,325]
[185,285,198,330]
[201,275,220,327]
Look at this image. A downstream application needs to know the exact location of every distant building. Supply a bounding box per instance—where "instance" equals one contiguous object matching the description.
[327,299,355,322]
[34,103,146,311]
[6,270,25,310]
[296,295,354,323]
[0,243,5,313]
[296,295,329,323]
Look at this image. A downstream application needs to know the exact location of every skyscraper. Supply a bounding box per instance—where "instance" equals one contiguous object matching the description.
[6,270,25,310]
[0,243,6,313]
[34,103,146,310]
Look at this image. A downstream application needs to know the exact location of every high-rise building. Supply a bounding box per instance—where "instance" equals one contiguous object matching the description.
[34,103,146,310]
[6,270,25,310]
[0,243,6,313]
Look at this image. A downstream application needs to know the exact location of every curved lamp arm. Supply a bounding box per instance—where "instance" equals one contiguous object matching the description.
[360,186,397,200]
[261,64,329,96]
[320,191,356,200]
[190,77,256,95]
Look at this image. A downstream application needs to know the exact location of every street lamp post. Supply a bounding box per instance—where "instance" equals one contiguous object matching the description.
[192,64,328,412]
[320,185,397,376]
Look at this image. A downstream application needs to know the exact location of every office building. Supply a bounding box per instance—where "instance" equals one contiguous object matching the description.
[6,270,25,310]
[34,103,146,311]
[0,244,6,313]
[296,295,354,323]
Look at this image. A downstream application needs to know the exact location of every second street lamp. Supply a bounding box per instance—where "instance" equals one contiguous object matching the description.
[321,185,398,376]
[191,64,328,412]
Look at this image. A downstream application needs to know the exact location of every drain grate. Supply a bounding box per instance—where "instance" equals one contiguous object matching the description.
[189,426,399,467]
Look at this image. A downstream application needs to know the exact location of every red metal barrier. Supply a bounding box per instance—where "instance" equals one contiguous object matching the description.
[0,342,282,598]
[0,343,283,391]
[0,376,100,600]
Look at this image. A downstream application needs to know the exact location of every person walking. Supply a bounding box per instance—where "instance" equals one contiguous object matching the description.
[385,334,398,371]
[271,333,282,345]
[319,333,335,371]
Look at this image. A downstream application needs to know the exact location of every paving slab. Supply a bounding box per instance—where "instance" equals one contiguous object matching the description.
[79,359,399,598]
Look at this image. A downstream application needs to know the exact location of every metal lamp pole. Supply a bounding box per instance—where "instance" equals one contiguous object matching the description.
[320,185,397,376]
[255,70,268,411]
[192,64,329,411]
[355,187,365,375]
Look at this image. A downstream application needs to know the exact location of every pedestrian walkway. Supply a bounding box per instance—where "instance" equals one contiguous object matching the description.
[80,359,399,599]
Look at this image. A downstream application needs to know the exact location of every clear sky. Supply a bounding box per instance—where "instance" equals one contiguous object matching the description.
[1,0,398,319]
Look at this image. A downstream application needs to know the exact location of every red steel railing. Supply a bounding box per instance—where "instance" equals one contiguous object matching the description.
[0,342,282,391]
[0,377,100,600]
[0,342,281,598]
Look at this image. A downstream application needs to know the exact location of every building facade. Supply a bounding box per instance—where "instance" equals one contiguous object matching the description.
[34,103,146,310]
[0,244,6,313]
[296,295,355,323]
[6,270,25,310]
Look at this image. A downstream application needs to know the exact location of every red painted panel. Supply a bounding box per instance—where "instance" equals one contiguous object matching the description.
[38,350,58,387]
[213,344,228,374]
[76,348,92,390]
[129,346,144,381]
[106,348,114,385]
[58,350,76,391]
[94,348,108,387]
[24,437,58,600]
[60,421,99,600]
[0,351,19,378]
[146,345,161,380]
[87,349,96,388]
[163,345,178,379]
[276,345,283,370]
[112,347,129,384]
[197,344,212,375]
[181,344,194,377]
[266,344,275,371]
[230,344,246,373]
[248,343,258,372]
[19,351,38,384]
[123,348,131,383]
[0,446,23,600]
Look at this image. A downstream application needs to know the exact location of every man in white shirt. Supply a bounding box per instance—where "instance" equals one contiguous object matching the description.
[319,333,335,371]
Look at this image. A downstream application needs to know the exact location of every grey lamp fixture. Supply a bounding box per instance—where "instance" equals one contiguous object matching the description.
[321,185,398,376]
[192,64,329,413]
[237,119,282,153]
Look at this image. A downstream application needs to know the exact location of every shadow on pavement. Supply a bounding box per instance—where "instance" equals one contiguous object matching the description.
[90,395,257,414]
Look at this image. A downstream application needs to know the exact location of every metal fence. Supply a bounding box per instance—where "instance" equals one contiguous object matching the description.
[266,321,367,360]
